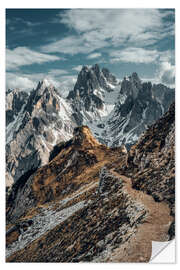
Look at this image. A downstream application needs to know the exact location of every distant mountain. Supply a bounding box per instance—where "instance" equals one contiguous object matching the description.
[6,64,175,187]
[67,64,120,125]
[6,80,76,186]
[67,66,174,147]
[101,73,175,147]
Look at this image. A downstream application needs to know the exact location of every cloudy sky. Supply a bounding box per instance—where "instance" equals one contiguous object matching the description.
[6,8,175,95]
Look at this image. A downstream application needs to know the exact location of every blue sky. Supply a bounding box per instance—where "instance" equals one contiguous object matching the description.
[6,8,175,95]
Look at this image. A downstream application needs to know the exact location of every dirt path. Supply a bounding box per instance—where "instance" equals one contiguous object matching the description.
[109,169,173,262]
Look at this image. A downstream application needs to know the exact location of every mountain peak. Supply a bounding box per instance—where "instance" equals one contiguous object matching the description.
[73,126,102,148]
[42,78,51,86]
[6,89,13,95]
[68,64,118,102]
[92,63,100,73]
[131,72,139,79]
[129,72,141,84]
[120,72,141,99]
[6,88,22,96]
[102,67,110,76]
[81,65,90,73]
[36,79,54,92]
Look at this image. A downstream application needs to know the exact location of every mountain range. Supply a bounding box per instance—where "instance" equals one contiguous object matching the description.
[6,63,175,262]
[6,64,175,188]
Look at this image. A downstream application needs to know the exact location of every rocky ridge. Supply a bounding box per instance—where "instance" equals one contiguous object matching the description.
[6,103,175,262]
[124,102,175,239]
[101,73,174,147]
[6,126,123,223]
[67,64,120,126]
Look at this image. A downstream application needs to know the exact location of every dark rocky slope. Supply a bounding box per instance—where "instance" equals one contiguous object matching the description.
[7,168,172,262]
[124,102,175,239]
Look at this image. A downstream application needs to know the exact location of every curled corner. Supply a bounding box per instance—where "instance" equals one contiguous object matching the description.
[150,240,175,263]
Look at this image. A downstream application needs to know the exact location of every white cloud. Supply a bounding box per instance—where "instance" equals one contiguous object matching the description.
[72,65,83,72]
[6,72,35,91]
[41,35,108,55]
[41,36,84,54]
[42,9,174,55]
[57,75,77,97]
[141,61,175,88]
[47,69,68,76]
[159,50,175,63]
[6,69,76,98]
[60,9,163,38]
[109,47,159,64]
[158,62,175,87]
[7,17,42,27]
[63,9,172,46]
[109,47,175,66]
[6,47,62,70]
[87,53,101,59]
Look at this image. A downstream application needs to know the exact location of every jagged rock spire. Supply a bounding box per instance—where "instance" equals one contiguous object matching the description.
[72,126,101,148]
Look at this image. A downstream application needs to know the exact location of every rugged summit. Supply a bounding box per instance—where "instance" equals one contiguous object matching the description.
[68,64,118,100]
[6,80,76,185]
[67,64,120,125]
[101,74,175,147]
[67,68,174,148]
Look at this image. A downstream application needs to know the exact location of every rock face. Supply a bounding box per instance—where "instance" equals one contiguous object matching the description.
[152,83,175,113]
[6,126,123,223]
[102,74,175,147]
[6,65,175,187]
[6,89,29,126]
[68,64,118,100]
[124,102,175,239]
[67,64,120,125]
[6,103,175,262]
[66,67,174,148]
[6,80,76,185]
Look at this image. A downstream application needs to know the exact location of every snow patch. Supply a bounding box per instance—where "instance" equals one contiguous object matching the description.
[6,201,85,258]
[118,94,127,105]
[6,103,26,144]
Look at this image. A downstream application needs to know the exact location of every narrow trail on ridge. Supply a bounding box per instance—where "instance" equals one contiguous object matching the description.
[108,169,173,262]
